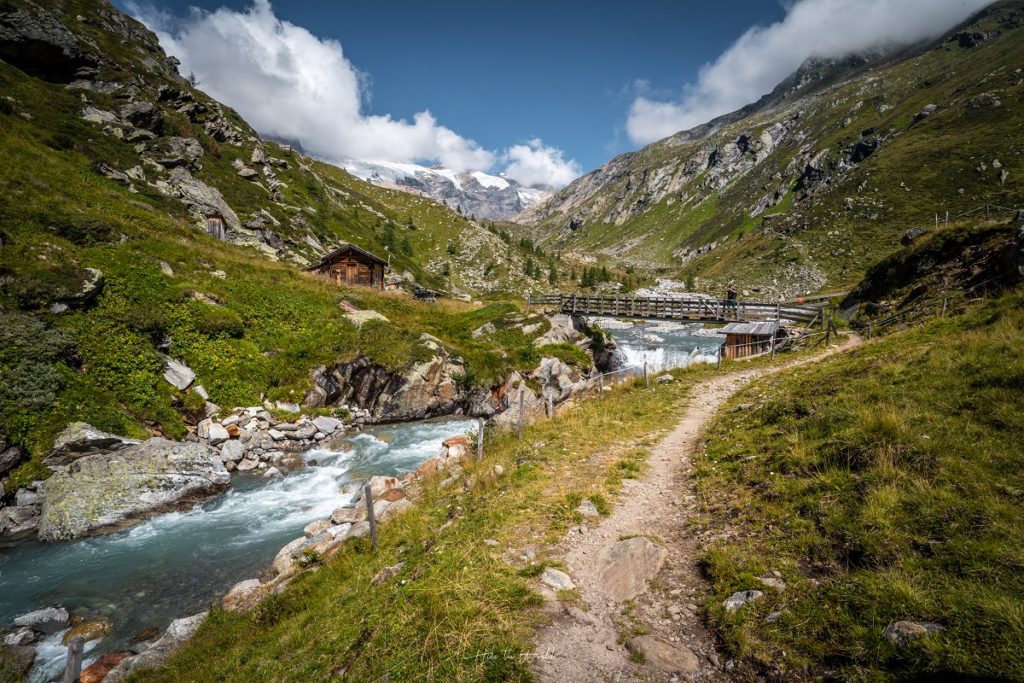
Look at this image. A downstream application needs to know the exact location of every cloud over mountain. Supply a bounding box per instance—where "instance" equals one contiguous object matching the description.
[626,0,992,144]
[130,0,580,187]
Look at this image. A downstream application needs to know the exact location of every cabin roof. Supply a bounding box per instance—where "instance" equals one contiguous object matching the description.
[717,321,780,336]
[304,243,388,271]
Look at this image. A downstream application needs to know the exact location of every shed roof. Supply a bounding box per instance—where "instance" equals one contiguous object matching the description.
[304,243,388,271]
[717,321,780,336]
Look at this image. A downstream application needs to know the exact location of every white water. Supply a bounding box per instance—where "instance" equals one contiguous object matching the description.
[0,418,475,680]
[594,318,723,374]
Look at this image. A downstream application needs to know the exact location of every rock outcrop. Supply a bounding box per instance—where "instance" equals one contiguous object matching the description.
[104,612,208,683]
[304,334,463,421]
[45,422,139,467]
[38,438,230,541]
[0,6,97,82]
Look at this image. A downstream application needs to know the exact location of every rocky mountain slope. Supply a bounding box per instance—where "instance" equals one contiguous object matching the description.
[518,0,1024,299]
[341,159,551,221]
[0,0,567,500]
[0,0,547,297]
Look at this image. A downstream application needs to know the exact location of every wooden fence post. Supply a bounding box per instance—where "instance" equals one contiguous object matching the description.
[476,418,484,461]
[770,334,776,361]
[64,637,84,683]
[598,374,604,400]
[717,343,723,370]
[518,387,525,441]
[547,393,554,417]
[364,483,378,550]
[643,362,649,387]
[867,322,873,339]
[941,298,948,318]
[825,314,832,346]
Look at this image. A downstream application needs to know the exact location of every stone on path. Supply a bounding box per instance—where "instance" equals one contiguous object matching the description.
[626,636,699,674]
[540,567,575,592]
[596,536,666,601]
[577,499,600,518]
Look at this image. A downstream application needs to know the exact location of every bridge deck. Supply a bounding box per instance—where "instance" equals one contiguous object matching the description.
[528,293,823,326]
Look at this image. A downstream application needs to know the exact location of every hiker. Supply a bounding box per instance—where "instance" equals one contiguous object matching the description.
[726,284,737,309]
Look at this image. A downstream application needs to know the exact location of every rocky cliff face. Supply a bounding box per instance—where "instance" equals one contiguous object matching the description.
[517,2,1024,299]
[342,159,552,221]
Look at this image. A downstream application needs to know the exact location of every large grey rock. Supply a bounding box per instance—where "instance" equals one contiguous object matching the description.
[13,606,69,634]
[207,423,229,446]
[104,612,208,683]
[61,268,104,305]
[0,7,96,82]
[0,506,40,536]
[38,439,230,541]
[46,422,139,467]
[219,440,245,463]
[154,136,204,169]
[596,536,666,601]
[162,357,196,390]
[159,167,241,234]
[626,636,699,674]
[118,101,162,133]
[312,416,341,434]
[534,314,582,346]
[2,627,35,647]
[0,445,24,477]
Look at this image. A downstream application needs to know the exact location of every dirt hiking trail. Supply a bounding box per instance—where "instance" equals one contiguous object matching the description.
[531,336,861,682]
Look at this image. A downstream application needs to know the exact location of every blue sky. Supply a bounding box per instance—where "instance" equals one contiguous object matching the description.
[121,0,990,186]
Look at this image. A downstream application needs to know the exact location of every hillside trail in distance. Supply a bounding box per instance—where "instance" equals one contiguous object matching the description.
[531,334,863,682]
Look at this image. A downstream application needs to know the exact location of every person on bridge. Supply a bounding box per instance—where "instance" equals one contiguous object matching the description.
[726,284,737,309]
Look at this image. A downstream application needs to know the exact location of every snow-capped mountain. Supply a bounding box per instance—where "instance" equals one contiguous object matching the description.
[339,159,552,221]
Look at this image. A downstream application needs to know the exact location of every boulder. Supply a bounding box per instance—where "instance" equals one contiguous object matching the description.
[577,499,600,518]
[219,440,245,463]
[235,458,258,472]
[47,422,139,467]
[2,628,35,647]
[312,416,342,435]
[207,423,229,446]
[378,488,407,503]
[901,227,928,246]
[471,322,496,339]
[63,618,110,644]
[722,589,763,613]
[343,310,389,328]
[80,106,119,125]
[625,636,699,674]
[159,167,241,234]
[262,467,282,479]
[222,579,266,613]
[534,314,582,346]
[655,373,674,384]
[38,439,230,541]
[13,605,69,634]
[539,567,574,592]
[0,506,40,536]
[368,476,399,498]
[273,537,306,577]
[0,445,25,477]
[62,267,104,306]
[304,519,331,538]
[330,506,365,525]
[883,621,945,646]
[596,536,666,601]
[104,612,208,683]
[118,102,162,133]
[162,357,196,391]
[80,652,132,683]
[153,136,204,169]
[0,645,35,678]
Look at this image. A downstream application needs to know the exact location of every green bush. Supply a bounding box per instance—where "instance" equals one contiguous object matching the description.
[192,305,245,339]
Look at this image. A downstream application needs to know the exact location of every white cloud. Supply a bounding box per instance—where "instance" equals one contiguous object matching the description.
[130,0,582,187]
[626,0,992,145]
[502,138,583,188]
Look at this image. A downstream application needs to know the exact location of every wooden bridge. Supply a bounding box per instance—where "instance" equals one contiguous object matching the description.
[528,293,825,327]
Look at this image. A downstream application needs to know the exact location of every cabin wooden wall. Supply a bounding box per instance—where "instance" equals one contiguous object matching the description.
[725,333,773,359]
[313,255,383,289]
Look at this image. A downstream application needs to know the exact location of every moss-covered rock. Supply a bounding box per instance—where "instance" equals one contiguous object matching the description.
[38,438,229,541]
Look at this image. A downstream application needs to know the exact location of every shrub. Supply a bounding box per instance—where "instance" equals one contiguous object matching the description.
[193,306,245,339]
[55,218,116,246]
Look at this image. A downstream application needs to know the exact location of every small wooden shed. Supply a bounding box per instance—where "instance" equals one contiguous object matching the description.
[717,321,783,359]
[305,243,387,289]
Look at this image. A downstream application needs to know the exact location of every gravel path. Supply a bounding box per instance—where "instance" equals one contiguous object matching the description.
[531,338,860,682]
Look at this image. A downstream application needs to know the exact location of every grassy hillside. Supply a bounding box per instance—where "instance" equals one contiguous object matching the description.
[518,1,1024,298]
[695,290,1024,679]
[0,0,557,487]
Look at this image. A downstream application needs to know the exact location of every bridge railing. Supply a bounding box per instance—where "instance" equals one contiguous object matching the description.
[527,293,824,325]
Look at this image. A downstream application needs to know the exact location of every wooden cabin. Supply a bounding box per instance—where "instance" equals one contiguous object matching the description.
[717,321,784,359]
[305,243,387,289]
